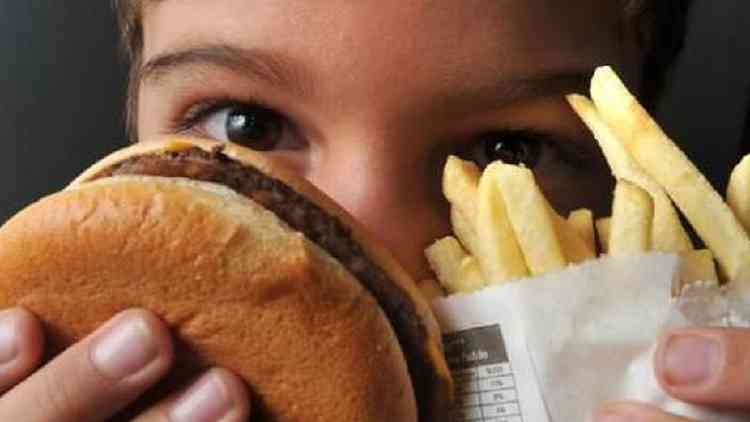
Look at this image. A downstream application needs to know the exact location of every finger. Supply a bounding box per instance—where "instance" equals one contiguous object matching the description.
[0,307,44,393]
[133,367,251,422]
[0,308,174,422]
[594,402,696,422]
[655,327,750,408]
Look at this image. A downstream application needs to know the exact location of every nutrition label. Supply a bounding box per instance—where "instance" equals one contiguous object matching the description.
[444,325,524,422]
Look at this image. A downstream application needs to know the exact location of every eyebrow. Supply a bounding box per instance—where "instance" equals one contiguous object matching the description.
[503,73,591,101]
[138,43,591,114]
[434,71,592,114]
[138,44,313,97]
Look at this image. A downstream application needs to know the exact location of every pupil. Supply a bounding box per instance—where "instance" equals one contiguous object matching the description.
[483,136,540,168]
[225,107,281,151]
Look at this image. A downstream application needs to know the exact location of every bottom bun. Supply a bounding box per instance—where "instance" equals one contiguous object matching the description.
[0,176,418,421]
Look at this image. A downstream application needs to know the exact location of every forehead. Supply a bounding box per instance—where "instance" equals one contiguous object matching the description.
[140,0,623,114]
[142,1,621,68]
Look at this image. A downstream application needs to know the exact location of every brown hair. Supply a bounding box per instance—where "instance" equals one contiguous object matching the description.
[113,0,693,141]
[113,0,146,141]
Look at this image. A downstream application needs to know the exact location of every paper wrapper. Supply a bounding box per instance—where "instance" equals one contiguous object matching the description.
[432,253,750,422]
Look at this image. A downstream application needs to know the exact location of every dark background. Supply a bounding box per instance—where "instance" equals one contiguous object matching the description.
[0,2,749,222]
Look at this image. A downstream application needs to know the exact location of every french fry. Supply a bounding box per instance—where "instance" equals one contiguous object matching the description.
[450,207,480,257]
[456,256,484,290]
[443,156,483,257]
[475,164,529,283]
[490,163,567,275]
[567,209,596,253]
[609,181,653,255]
[567,93,693,253]
[680,249,719,284]
[675,249,719,296]
[425,237,486,293]
[596,217,611,254]
[552,212,596,263]
[443,156,481,222]
[590,66,750,281]
[727,154,750,233]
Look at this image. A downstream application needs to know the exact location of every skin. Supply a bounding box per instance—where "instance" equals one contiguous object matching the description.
[0,1,748,421]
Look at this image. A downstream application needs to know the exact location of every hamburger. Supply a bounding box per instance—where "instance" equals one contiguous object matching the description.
[0,138,453,421]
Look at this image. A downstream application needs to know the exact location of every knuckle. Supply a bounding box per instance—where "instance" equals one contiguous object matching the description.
[0,313,41,391]
[40,367,83,421]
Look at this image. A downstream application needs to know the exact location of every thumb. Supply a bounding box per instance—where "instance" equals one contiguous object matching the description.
[655,327,750,409]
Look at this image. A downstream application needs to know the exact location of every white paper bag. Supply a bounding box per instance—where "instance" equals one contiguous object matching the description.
[432,254,749,422]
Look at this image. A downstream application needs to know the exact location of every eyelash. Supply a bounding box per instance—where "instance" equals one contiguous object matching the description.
[459,129,592,169]
[170,97,280,135]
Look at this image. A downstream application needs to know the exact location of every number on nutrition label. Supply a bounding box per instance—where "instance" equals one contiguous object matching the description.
[486,366,502,375]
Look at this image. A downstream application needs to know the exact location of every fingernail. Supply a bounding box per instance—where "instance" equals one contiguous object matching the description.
[92,315,157,379]
[170,372,232,422]
[663,334,720,387]
[0,312,18,364]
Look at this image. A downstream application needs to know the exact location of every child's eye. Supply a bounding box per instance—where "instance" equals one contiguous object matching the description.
[179,101,303,152]
[456,129,607,214]
[460,131,547,169]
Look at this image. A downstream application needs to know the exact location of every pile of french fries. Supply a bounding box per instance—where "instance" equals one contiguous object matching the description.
[426,66,750,297]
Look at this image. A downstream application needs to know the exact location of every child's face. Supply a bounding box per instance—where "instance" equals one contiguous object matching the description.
[137,0,639,281]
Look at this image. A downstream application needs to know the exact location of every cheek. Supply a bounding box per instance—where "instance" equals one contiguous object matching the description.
[305,146,452,280]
